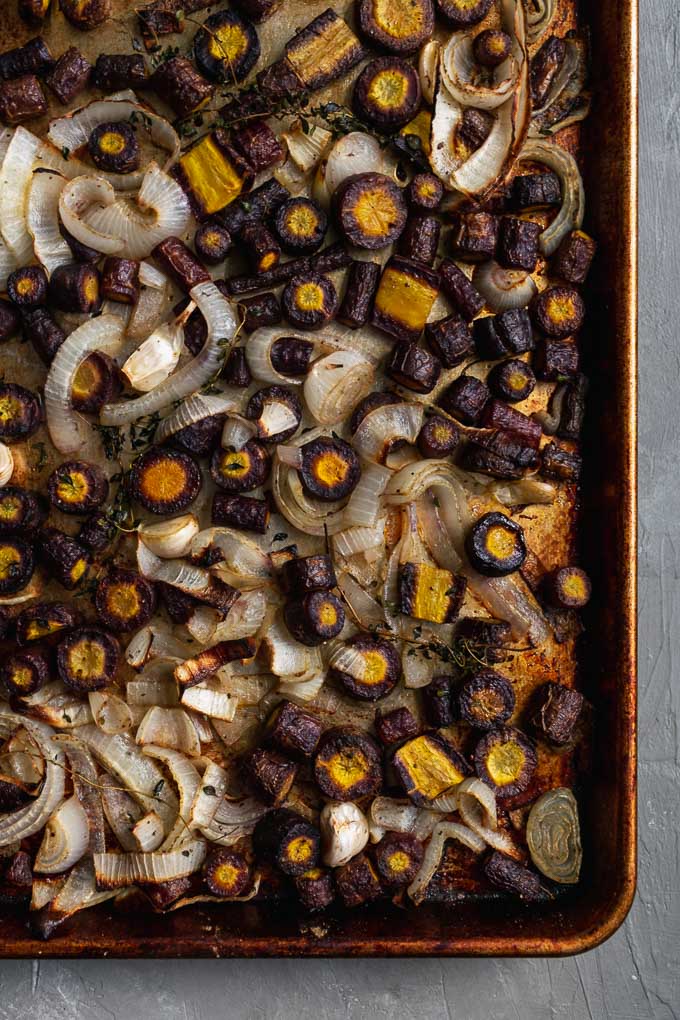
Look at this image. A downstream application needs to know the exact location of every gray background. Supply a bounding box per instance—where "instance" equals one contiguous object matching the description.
[0,1,677,1016]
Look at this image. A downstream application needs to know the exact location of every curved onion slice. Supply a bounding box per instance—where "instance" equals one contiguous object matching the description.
[430,0,529,197]
[88,691,134,734]
[342,463,392,528]
[122,323,184,392]
[335,570,386,629]
[212,588,267,640]
[27,169,72,274]
[94,839,207,888]
[456,776,519,856]
[333,522,384,559]
[487,478,556,507]
[0,442,13,486]
[324,131,386,196]
[136,706,201,757]
[84,162,191,259]
[99,773,143,851]
[353,401,423,464]
[59,174,122,254]
[526,0,557,43]
[181,683,237,722]
[101,280,237,425]
[191,528,273,586]
[246,326,314,385]
[277,673,324,703]
[408,821,486,903]
[56,736,106,853]
[281,123,333,172]
[519,138,585,255]
[440,31,519,110]
[222,414,257,451]
[260,616,320,677]
[44,314,125,458]
[526,787,581,883]
[188,760,229,831]
[143,745,201,849]
[304,350,375,427]
[0,714,66,846]
[0,127,41,264]
[136,541,219,602]
[472,262,538,312]
[418,40,440,105]
[139,514,200,559]
[156,392,239,444]
[131,810,164,852]
[34,795,90,874]
[199,795,267,847]
[78,726,179,831]
[47,96,181,190]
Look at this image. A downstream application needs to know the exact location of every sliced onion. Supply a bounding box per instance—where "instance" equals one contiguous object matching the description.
[136,706,201,757]
[212,588,267,641]
[335,570,386,629]
[408,821,486,904]
[44,314,125,458]
[282,123,333,172]
[191,528,274,586]
[139,513,200,559]
[101,280,237,425]
[127,677,179,708]
[88,691,134,734]
[59,174,122,254]
[333,522,384,559]
[441,29,519,110]
[277,673,324,703]
[181,683,238,721]
[343,463,393,527]
[418,40,440,105]
[519,138,585,255]
[19,682,93,728]
[245,326,310,385]
[137,541,219,602]
[27,169,72,275]
[33,859,116,936]
[132,810,164,852]
[353,401,424,464]
[533,382,567,435]
[143,745,201,849]
[0,126,41,264]
[199,796,267,847]
[94,839,207,888]
[57,736,106,853]
[84,162,191,259]
[252,395,299,441]
[99,772,143,851]
[139,260,168,289]
[34,795,89,874]
[472,263,537,312]
[125,620,192,669]
[260,616,319,677]
[221,670,273,705]
[156,392,239,444]
[430,0,529,198]
[488,478,556,506]
[526,0,557,43]
[0,442,13,486]
[47,96,181,190]
[0,714,66,846]
[5,727,43,785]
[222,414,257,451]
[465,569,551,645]
[304,350,375,427]
[122,322,183,392]
[273,456,347,536]
[324,132,385,196]
[189,760,229,831]
[78,726,179,830]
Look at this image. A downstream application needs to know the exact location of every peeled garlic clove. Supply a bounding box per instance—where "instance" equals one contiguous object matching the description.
[122,322,183,392]
[138,513,200,559]
[0,443,14,485]
[320,801,369,868]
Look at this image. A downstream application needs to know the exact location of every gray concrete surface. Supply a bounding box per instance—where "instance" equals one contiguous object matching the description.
[0,1,677,1016]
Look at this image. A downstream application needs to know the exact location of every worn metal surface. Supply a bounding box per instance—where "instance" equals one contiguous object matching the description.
[0,0,673,1009]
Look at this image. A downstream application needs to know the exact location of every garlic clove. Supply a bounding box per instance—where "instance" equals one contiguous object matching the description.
[320,801,369,868]
[138,513,200,559]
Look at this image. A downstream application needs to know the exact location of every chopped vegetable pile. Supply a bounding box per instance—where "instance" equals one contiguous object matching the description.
[0,0,592,936]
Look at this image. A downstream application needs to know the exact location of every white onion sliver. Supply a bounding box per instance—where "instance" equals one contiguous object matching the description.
[101,280,237,425]
[59,174,122,254]
[156,392,239,444]
[27,169,72,274]
[34,796,90,874]
[304,350,375,426]
[94,840,207,888]
[408,822,486,904]
[0,127,42,264]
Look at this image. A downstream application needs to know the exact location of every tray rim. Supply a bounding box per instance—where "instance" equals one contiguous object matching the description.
[0,0,638,959]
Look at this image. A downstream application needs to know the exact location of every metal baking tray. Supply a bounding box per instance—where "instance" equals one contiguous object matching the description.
[0,0,637,957]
